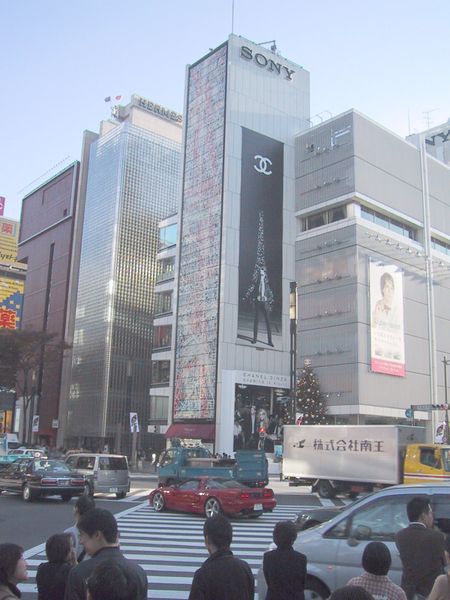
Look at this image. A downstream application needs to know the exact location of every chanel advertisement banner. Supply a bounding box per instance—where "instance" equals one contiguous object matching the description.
[237,128,284,349]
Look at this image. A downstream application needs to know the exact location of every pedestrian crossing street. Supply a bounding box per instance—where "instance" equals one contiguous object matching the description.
[21,498,352,600]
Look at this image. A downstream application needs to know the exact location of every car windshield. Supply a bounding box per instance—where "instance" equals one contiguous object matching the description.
[33,460,72,473]
[206,479,245,489]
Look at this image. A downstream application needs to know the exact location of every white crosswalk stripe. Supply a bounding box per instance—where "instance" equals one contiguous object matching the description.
[21,502,304,600]
[21,495,354,600]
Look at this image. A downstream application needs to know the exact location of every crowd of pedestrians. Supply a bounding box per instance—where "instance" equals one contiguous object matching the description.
[0,495,449,600]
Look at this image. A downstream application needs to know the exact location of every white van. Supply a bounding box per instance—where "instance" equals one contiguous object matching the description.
[65,453,130,499]
[257,483,450,599]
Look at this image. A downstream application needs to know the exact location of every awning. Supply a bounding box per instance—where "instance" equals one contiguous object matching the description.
[164,423,215,440]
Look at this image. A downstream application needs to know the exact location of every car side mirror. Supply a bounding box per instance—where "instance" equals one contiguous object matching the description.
[348,524,371,546]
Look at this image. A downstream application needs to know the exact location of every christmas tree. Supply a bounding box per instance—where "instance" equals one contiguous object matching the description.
[295,360,327,424]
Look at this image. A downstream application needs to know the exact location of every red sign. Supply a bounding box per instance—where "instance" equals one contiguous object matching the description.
[0,197,4,216]
[0,308,16,329]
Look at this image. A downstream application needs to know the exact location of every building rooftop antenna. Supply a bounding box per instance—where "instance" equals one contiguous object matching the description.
[422,108,439,130]
[257,40,278,53]
[17,155,72,195]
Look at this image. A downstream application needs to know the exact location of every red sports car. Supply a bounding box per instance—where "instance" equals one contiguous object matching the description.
[149,476,276,518]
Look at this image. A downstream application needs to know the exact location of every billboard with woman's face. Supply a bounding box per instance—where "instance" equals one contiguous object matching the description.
[369,261,405,377]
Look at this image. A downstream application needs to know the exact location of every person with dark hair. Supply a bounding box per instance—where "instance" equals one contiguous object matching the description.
[346,541,406,600]
[65,495,96,562]
[86,560,137,600]
[263,520,307,600]
[0,544,28,600]
[188,515,254,600]
[63,509,147,600]
[36,534,76,600]
[395,497,446,600]
[330,586,375,600]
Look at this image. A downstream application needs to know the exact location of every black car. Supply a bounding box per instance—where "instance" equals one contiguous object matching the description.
[0,458,86,502]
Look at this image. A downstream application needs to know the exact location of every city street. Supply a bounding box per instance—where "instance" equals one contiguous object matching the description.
[1,476,352,600]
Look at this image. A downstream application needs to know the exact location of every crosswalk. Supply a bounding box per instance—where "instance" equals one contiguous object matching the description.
[21,501,324,600]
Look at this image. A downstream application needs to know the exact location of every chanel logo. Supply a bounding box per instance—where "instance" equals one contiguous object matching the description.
[254,155,272,175]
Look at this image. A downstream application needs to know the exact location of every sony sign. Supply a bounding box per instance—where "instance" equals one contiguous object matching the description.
[240,46,295,81]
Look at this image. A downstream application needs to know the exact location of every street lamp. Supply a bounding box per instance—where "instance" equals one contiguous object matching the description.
[289,282,298,423]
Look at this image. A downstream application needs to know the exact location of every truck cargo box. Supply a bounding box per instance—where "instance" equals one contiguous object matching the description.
[282,424,425,485]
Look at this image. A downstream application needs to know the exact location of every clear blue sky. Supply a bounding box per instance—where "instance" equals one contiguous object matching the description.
[2,0,450,220]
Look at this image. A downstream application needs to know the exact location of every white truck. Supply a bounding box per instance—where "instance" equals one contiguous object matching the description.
[282,424,426,498]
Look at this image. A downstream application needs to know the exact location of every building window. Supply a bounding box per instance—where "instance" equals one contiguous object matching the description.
[303,206,347,231]
[157,256,175,282]
[432,237,450,256]
[153,325,172,350]
[150,395,169,420]
[151,360,170,385]
[155,290,172,315]
[159,223,177,249]
[361,206,416,240]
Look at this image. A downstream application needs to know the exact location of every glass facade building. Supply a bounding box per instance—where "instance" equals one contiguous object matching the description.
[66,115,181,453]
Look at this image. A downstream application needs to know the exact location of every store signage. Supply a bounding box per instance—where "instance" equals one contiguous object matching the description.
[235,370,290,388]
[135,96,182,123]
[240,46,295,81]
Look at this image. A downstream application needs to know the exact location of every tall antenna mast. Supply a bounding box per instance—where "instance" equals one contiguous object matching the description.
[231,0,235,33]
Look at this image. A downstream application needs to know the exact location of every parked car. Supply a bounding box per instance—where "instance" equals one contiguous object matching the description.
[65,453,130,499]
[149,476,276,518]
[0,458,85,502]
[8,448,47,458]
[257,484,450,600]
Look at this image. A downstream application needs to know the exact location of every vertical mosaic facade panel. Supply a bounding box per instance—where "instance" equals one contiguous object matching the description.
[174,44,228,421]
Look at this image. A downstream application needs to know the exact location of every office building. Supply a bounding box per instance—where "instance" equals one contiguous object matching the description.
[0,214,26,434]
[148,213,177,454]
[14,164,79,444]
[65,95,182,454]
[169,35,310,453]
[295,109,450,427]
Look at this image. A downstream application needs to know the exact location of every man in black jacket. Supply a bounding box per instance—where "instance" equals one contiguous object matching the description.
[395,496,446,600]
[263,520,306,600]
[189,515,254,600]
[64,509,147,600]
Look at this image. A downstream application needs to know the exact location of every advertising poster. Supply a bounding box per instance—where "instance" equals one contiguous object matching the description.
[32,416,40,433]
[173,43,227,421]
[369,261,405,377]
[129,412,139,433]
[237,128,283,349]
[0,275,24,329]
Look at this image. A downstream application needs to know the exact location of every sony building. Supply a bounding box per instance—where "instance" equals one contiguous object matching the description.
[295,109,450,429]
[169,35,310,453]
[64,95,182,454]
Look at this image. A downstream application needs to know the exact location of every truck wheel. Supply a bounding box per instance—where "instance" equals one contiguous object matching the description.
[305,577,329,600]
[316,480,336,499]
[22,484,34,502]
[152,492,165,512]
[204,497,221,518]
